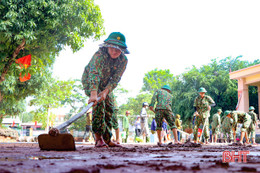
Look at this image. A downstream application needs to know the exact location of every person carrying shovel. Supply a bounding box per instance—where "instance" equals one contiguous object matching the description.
[193,87,215,144]
[81,32,129,147]
[149,85,181,146]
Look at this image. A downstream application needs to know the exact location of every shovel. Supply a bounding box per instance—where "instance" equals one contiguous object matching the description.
[177,129,191,136]
[38,97,100,151]
[177,129,192,143]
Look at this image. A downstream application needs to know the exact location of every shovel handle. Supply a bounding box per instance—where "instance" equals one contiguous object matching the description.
[177,129,191,136]
[55,97,100,130]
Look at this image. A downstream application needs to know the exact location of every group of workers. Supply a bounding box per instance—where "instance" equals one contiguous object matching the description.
[210,106,258,145]
[81,31,258,147]
[193,87,258,145]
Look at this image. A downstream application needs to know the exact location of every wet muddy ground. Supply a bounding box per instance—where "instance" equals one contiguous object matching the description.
[0,142,259,173]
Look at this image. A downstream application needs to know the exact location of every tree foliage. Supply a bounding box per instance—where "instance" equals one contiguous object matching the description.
[122,56,259,130]
[172,56,260,127]
[141,69,174,93]
[119,92,154,126]
[0,0,104,101]
[29,76,75,128]
[0,68,50,118]
[62,79,88,131]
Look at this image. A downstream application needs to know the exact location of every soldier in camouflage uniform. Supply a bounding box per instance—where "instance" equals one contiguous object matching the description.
[211,109,222,143]
[193,87,215,144]
[247,106,258,145]
[149,85,181,146]
[230,110,252,144]
[81,32,129,147]
[221,110,234,143]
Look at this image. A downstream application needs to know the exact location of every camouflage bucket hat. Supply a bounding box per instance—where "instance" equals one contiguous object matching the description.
[249,106,255,110]
[224,110,231,116]
[162,85,171,92]
[198,87,207,93]
[104,32,129,54]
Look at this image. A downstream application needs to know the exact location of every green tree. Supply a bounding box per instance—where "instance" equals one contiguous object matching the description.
[0,0,104,101]
[119,92,154,125]
[19,112,34,123]
[62,79,88,131]
[113,83,129,106]
[142,69,174,93]
[249,86,259,115]
[0,68,52,125]
[172,56,260,127]
[29,77,74,128]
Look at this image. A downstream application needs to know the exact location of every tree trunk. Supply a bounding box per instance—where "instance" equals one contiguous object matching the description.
[0,39,26,102]
[0,92,2,102]
[0,115,4,127]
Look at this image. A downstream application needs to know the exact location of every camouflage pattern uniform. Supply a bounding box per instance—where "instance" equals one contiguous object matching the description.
[211,113,221,135]
[111,99,119,130]
[149,89,176,130]
[230,111,252,133]
[193,95,215,141]
[81,47,128,143]
[247,110,257,140]
[221,116,234,141]
[111,115,119,130]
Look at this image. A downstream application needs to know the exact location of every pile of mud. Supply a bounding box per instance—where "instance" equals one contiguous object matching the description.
[168,141,201,148]
[228,142,252,147]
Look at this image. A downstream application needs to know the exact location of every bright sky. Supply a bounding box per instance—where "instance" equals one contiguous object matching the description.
[53,0,260,101]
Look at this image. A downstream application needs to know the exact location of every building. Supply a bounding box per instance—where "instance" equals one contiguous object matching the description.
[2,117,43,137]
[229,63,260,114]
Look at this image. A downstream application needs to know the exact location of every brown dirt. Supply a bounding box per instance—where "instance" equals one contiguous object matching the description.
[0,143,259,173]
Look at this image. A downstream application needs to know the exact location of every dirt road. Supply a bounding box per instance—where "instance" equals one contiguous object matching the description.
[0,142,259,173]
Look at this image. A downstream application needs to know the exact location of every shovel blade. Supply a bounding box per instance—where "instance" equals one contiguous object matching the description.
[38,133,76,151]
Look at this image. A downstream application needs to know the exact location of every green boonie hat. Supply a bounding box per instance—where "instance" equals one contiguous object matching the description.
[198,87,207,93]
[224,110,231,116]
[217,109,222,113]
[104,32,129,54]
[249,106,255,110]
[162,85,171,91]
